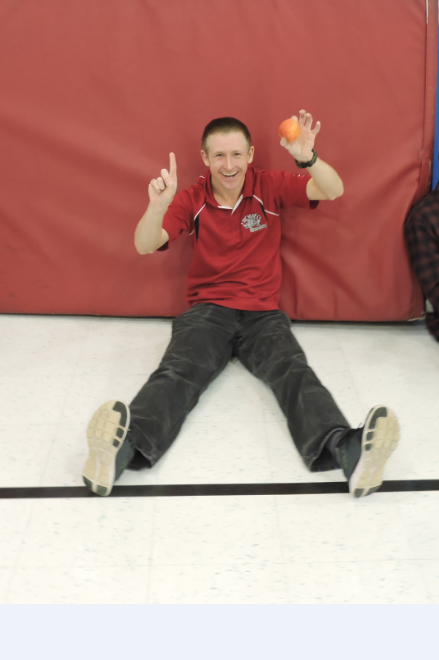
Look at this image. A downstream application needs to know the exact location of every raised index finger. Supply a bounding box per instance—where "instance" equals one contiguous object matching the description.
[169,152,177,179]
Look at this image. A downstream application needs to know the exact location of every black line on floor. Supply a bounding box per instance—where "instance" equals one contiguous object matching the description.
[0,479,438,499]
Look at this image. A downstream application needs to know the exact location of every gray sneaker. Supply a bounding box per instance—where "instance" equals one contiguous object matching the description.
[335,405,400,498]
[83,400,134,496]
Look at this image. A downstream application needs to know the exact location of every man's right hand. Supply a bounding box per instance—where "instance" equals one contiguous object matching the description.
[148,152,177,208]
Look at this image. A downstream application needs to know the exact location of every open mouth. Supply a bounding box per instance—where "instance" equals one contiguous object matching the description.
[221,172,238,178]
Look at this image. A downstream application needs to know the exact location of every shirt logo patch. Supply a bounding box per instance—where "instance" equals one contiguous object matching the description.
[241,213,267,233]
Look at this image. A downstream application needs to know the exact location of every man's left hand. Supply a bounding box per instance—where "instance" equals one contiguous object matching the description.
[280,109,321,163]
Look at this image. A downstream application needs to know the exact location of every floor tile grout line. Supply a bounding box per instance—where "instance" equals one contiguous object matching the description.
[37,317,94,488]
[272,488,291,599]
[262,405,291,593]
[144,499,157,603]
[261,389,278,484]
[333,325,368,426]
[0,314,12,343]
[5,558,436,570]
[147,559,439,566]
[3,498,39,602]
[398,497,436,605]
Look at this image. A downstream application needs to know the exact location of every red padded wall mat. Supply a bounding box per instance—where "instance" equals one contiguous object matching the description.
[0,0,436,320]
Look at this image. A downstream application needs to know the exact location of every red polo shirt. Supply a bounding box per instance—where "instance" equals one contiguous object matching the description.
[160,165,317,311]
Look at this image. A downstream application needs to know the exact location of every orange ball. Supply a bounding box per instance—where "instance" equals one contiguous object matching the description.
[278,118,301,143]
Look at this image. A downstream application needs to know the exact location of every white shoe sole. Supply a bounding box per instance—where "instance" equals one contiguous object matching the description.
[83,400,130,497]
[349,405,399,498]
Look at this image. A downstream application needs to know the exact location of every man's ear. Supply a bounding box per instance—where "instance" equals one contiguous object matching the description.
[201,150,209,167]
[248,146,255,163]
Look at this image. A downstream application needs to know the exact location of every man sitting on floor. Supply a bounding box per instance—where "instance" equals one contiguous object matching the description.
[83,111,399,497]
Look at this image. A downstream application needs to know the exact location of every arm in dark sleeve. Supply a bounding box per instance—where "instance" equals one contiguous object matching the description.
[404,208,439,299]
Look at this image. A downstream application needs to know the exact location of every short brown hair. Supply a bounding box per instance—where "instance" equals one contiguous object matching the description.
[202,117,252,153]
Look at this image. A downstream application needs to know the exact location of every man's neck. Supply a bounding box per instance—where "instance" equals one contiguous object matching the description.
[211,183,243,209]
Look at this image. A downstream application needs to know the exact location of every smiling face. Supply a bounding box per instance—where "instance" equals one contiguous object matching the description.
[201,131,254,203]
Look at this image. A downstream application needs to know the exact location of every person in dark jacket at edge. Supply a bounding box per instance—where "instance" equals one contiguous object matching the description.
[405,181,439,341]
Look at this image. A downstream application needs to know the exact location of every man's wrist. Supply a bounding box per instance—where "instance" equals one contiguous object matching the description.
[294,149,318,168]
[149,199,172,214]
[294,152,313,163]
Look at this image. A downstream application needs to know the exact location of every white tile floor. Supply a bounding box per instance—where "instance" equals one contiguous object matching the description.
[0,313,438,603]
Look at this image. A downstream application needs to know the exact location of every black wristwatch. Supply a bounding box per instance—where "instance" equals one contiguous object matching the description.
[294,149,318,168]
